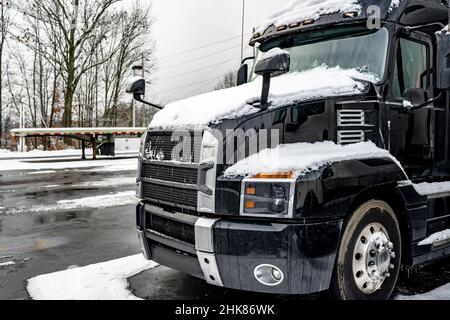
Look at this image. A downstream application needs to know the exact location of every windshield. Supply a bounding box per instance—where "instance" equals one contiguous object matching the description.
[251,27,390,83]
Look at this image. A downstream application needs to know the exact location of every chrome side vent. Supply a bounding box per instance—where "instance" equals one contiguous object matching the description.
[337,110,365,126]
[337,130,365,145]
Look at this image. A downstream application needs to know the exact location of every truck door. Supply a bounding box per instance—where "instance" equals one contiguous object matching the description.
[388,32,433,176]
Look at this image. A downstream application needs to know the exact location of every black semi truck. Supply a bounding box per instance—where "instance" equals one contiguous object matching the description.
[128,0,450,300]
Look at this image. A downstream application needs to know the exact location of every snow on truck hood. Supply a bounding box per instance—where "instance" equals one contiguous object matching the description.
[224,141,403,179]
[149,66,369,130]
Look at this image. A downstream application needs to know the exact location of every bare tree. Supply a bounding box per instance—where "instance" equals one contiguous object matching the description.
[214,70,237,91]
[0,0,11,147]
[101,4,155,126]
[18,0,121,127]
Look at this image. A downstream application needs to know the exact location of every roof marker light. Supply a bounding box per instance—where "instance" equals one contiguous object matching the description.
[276,25,288,31]
[289,22,301,28]
[303,19,315,25]
[343,11,359,18]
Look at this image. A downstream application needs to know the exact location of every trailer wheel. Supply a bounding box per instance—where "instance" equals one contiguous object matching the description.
[330,200,401,300]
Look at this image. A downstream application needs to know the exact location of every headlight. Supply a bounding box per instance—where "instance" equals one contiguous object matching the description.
[242,181,292,217]
[139,131,148,159]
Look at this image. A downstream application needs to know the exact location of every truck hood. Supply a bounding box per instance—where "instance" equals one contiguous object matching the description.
[149,65,373,131]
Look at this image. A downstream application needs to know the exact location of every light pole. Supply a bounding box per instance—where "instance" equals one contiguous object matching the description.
[132,64,144,128]
[241,0,246,63]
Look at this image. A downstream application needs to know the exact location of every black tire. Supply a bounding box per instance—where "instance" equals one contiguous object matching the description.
[330,200,402,300]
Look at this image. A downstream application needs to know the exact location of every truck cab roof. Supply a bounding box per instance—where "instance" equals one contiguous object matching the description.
[250,0,449,46]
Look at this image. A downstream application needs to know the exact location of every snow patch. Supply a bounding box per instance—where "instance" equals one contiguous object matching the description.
[27,255,158,300]
[260,47,290,60]
[74,177,136,188]
[418,229,450,246]
[389,0,402,12]
[403,100,413,108]
[0,157,137,172]
[150,66,368,130]
[0,261,15,268]
[256,0,362,34]
[5,191,136,216]
[224,141,402,178]
[395,283,450,300]
[413,181,450,196]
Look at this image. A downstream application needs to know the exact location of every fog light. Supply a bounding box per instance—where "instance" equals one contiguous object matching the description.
[254,264,284,286]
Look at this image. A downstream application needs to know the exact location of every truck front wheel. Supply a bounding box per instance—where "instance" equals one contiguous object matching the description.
[330,200,402,300]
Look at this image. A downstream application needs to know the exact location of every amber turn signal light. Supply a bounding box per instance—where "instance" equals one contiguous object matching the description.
[245,201,255,209]
[253,171,294,179]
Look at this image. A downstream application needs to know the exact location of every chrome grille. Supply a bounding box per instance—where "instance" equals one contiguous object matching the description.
[143,183,198,210]
[142,163,198,185]
[141,131,204,210]
[337,110,365,127]
[145,131,202,163]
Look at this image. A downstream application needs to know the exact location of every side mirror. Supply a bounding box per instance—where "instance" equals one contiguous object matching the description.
[436,28,450,90]
[126,77,164,110]
[126,77,146,95]
[237,64,248,86]
[403,88,428,106]
[254,48,290,109]
[254,48,290,78]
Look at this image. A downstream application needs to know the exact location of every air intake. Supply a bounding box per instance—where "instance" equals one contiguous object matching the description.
[337,130,365,145]
[337,110,365,127]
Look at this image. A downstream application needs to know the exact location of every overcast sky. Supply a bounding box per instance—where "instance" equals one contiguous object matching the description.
[149,0,291,104]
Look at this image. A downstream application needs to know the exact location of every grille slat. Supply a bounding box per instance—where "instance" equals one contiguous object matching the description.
[143,182,198,209]
[148,214,195,245]
[337,110,365,127]
[337,130,365,145]
[142,163,198,185]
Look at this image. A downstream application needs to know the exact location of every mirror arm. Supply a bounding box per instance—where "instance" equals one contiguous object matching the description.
[133,93,165,110]
[260,74,271,109]
[392,92,444,114]
[411,92,444,111]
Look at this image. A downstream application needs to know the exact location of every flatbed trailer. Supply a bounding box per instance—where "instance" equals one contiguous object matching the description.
[11,127,147,160]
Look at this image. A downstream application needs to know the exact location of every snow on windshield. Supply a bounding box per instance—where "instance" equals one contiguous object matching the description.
[255,0,362,34]
[149,65,368,130]
[224,141,403,179]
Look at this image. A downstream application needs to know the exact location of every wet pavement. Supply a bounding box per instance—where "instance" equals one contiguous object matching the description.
[0,157,449,300]
[0,161,140,300]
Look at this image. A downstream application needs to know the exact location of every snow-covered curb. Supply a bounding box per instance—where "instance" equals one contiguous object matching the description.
[5,191,136,216]
[395,283,450,300]
[224,141,402,178]
[150,66,368,130]
[0,157,137,172]
[27,255,158,300]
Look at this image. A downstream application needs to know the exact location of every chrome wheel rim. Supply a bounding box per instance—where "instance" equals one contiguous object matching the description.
[352,222,396,294]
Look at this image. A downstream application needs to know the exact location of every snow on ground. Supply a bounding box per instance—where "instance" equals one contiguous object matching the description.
[395,283,450,300]
[27,255,158,300]
[255,0,362,34]
[0,149,88,159]
[413,181,450,196]
[0,148,138,160]
[150,66,367,130]
[5,191,136,216]
[0,261,16,268]
[224,141,402,178]
[419,229,450,246]
[0,157,137,172]
[73,177,136,188]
